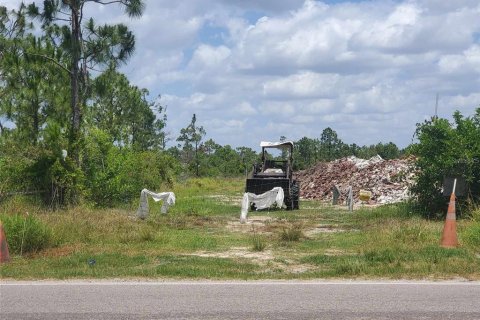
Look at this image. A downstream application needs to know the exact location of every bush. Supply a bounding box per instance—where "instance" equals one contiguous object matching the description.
[410,109,480,218]
[0,214,55,255]
[0,124,83,207]
[83,129,179,207]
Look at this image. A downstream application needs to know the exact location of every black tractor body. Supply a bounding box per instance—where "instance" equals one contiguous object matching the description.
[245,141,299,210]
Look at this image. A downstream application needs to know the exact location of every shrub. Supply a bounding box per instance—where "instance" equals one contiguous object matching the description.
[83,129,179,207]
[0,124,83,207]
[0,214,55,255]
[410,109,480,218]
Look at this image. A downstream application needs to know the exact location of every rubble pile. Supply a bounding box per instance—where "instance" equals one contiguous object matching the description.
[295,155,416,205]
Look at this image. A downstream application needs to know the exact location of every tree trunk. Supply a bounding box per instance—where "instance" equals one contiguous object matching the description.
[32,99,39,146]
[195,141,199,177]
[69,4,81,164]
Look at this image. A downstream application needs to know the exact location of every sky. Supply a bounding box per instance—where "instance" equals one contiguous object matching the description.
[3,0,480,150]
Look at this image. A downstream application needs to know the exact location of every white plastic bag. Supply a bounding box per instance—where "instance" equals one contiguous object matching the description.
[240,187,284,223]
[137,189,176,219]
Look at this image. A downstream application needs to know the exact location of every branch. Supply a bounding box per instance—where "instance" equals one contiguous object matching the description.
[86,0,125,5]
[58,10,71,17]
[52,17,71,22]
[24,52,72,75]
[80,1,85,26]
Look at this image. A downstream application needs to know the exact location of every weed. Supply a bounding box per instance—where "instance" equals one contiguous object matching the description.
[334,259,367,275]
[251,226,266,252]
[470,207,480,222]
[139,229,155,242]
[363,248,397,263]
[167,216,187,229]
[461,222,480,248]
[280,224,303,242]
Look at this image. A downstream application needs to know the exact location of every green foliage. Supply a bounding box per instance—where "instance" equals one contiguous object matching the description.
[410,109,480,218]
[83,129,178,206]
[90,70,167,150]
[251,234,266,252]
[201,144,243,177]
[0,126,83,207]
[462,222,480,248]
[24,0,146,200]
[0,214,55,255]
[177,114,206,177]
[319,127,345,161]
[0,3,177,207]
[0,134,36,195]
[251,226,266,252]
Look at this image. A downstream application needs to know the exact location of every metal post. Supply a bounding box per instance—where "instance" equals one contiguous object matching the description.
[332,185,340,205]
[347,186,353,212]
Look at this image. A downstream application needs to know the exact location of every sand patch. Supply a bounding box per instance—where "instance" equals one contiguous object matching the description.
[226,215,276,234]
[304,224,351,236]
[189,247,316,274]
[205,194,243,205]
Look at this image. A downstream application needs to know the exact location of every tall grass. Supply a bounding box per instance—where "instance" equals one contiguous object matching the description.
[0,179,479,280]
[0,213,55,255]
[251,226,266,252]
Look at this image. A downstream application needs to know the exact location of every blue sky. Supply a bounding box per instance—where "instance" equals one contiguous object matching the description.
[3,0,480,150]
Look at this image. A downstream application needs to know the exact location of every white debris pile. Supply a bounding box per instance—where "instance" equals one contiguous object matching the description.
[347,155,384,169]
[137,189,176,219]
[295,156,416,205]
[240,187,284,223]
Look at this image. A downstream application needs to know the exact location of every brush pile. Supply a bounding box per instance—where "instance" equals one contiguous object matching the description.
[295,155,416,204]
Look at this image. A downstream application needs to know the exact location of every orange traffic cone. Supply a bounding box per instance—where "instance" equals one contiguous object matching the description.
[0,222,10,263]
[440,192,458,248]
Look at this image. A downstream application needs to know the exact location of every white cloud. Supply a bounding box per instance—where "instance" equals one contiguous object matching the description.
[236,102,257,116]
[4,0,480,149]
[188,44,231,70]
[263,72,339,99]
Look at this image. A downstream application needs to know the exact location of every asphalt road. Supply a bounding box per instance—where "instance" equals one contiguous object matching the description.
[1,280,479,319]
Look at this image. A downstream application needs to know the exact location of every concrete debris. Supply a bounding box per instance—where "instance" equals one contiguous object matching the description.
[295,155,416,205]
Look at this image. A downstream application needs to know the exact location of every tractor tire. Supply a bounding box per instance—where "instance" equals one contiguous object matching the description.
[285,186,293,210]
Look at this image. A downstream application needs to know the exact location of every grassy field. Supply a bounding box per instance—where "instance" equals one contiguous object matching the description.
[1,178,479,280]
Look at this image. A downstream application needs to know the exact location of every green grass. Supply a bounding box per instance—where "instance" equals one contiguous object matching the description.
[1,177,479,280]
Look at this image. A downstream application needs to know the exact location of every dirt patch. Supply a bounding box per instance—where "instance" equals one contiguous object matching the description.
[191,247,274,261]
[304,224,355,237]
[205,194,243,205]
[34,244,82,258]
[189,247,316,274]
[226,215,276,234]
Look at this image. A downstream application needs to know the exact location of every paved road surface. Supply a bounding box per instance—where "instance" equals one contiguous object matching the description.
[1,280,479,319]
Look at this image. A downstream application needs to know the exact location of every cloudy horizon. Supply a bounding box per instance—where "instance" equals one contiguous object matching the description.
[3,0,480,150]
